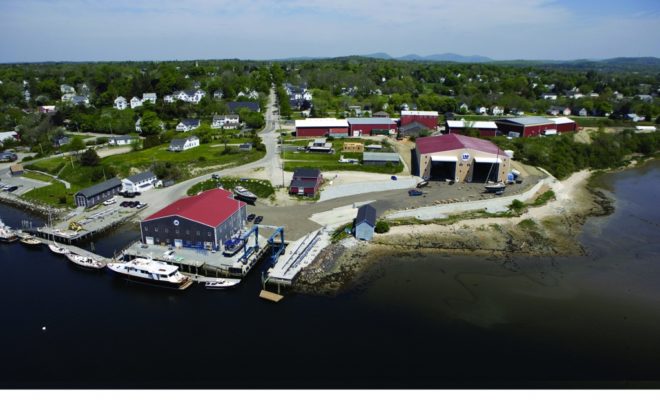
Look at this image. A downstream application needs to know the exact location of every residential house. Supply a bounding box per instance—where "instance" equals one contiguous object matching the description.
[211,114,240,129]
[458,103,469,113]
[0,131,19,142]
[373,111,390,118]
[237,89,259,100]
[354,204,377,241]
[564,90,584,99]
[547,106,572,116]
[288,168,323,197]
[238,143,252,152]
[176,119,201,132]
[38,105,57,114]
[213,90,223,99]
[135,118,142,133]
[637,94,653,103]
[60,84,75,94]
[541,93,558,100]
[574,107,588,117]
[227,101,260,113]
[169,136,200,152]
[164,95,175,104]
[114,96,128,110]
[169,89,206,104]
[52,135,70,147]
[130,96,143,109]
[70,95,89,106]
[475,106,487,115]
[626,113,645,122]
[142,93,157,104]
[491,106,504,116]
[108,135,139,146]
[122,171,158,193]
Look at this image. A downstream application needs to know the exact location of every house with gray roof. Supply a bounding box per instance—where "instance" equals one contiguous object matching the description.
[354,204,377,241]
[169,136,200,152]
[74,178,122,208]
[122,171,157,193]
[176,119,201,132]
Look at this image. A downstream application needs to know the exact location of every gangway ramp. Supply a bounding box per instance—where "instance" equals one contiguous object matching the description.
[264,227,330,286]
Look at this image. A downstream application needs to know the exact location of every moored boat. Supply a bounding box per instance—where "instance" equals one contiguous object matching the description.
[48,242,69,255]
[66,252,105,269]
[0,219,19,243]
[106,258,192,290]
[233,185,257,203]
[19,235,42,246]
[205,278,241,290]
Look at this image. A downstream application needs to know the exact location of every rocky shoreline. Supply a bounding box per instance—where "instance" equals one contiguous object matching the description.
[295,170,616,296]
[0,192,66,219]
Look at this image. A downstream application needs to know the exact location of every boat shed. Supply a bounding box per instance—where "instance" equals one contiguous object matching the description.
[295,118,349,137]
[548,117,578,133]
[347,117,397,136]
[445,120,498,137]
[355,204,377,241]
[400,111,439,131]
[495,116,556,137]
[362,152,400,166]
[415,133,510,183]
[140,188,246,251]
[74,178,122,208]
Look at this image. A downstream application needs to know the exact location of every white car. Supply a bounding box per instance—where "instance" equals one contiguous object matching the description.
[103,198,117,206]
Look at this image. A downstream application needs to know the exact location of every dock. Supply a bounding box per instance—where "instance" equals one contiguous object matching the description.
[262,227,331,288]
[259,290,284,302]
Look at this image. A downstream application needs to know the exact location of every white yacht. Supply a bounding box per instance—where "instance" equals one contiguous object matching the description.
[0,219,18,243]
[66,253,106,269]
[205,278,241,290]
[107,258,192,290]
[48,242,69,255]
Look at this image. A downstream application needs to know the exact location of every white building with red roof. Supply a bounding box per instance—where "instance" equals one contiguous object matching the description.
[415,133,510,183]
[140,188,247,250]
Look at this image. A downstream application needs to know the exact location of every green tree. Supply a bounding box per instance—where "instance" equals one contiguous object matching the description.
[80,148,100,166]
[68,136,86,152]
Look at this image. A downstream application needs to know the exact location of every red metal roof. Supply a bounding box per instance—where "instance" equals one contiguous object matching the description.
[144,188,245,227]
[416,133,503,155]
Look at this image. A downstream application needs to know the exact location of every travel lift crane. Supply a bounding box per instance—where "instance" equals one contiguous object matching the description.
[237,224,285,265]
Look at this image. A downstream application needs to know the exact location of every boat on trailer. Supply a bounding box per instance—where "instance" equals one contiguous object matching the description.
[484,182,506,193]
[66,253,105,269]
[233,185,257,203]
[222,237,245,257]
[106,258,192,290]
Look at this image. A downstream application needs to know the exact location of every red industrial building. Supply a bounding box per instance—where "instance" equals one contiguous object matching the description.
[289,168,323,197]
[445,120,498,137]
[347,117,396,136]
[549,117,579,133]
[495,117,557,137]
[295,118,349,137]
[400,111,439,131]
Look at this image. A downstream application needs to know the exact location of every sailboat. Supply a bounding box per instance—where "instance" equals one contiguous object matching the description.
[45,212,69,255]
[484,147,505,193]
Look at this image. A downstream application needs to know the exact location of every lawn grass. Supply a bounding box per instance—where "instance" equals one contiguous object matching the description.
[22,181,81,208]
[21,171,56,183]
[187,177,275,198]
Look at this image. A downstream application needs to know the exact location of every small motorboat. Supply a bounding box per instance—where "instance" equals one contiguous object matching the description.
[408,189,424,196]
[66,253,105,269]
[484,182,506,193]
[48,242,69,255]
[205,279,241,289]
[222,238,245,257]
[0,218,19,243]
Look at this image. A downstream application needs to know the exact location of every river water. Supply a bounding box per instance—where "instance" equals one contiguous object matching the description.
[1,161,659,389]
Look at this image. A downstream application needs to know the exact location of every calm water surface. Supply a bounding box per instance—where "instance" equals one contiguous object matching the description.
[0,161,659,388]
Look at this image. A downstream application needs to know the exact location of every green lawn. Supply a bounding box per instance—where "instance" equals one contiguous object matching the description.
[187,177,275,198]
[21,170,56,183]
[22,181,81,208]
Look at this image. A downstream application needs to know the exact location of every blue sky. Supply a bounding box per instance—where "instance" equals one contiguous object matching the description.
[1,0,659,62]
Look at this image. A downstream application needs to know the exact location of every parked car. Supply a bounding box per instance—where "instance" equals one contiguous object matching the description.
[6,186,18,192]
[103,197,117,206]
[136,202,147,209]
[212,174,220,179]
[254,216,263,224]
[247,213,256,222]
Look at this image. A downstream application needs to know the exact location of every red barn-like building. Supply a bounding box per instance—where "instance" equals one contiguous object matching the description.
[347,117,396,136]
[549,117,579,133]
[289,168,323,197]
[495,117,557,137]
[295,118,349,137]
[445,120,498,137]
[400,111,439,131]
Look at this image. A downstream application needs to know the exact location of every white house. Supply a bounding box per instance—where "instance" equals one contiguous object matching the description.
[213,90,223,99]
[61,93,75,102]
[108,135,140,146]
[114,96,128,110]
[122,171,158,193]
[164,95,175,104]
[574,108,588,117]
[626,113,645,122]
[142,93,157,104]
[169,136,200,152]
[69,95,89,106]
[541,93,558,100]
[170,89,206,104]
[176,119,201,132]
[475,106,487,115]
[354,204,376,241]
[0,131,19,142]
[211,114,240,129]
[60,84,75,94]
[458,103,469,113]
[135,118,142,133]
[237,89,259,100]
[130,96,143,109]
[491,106,504,116]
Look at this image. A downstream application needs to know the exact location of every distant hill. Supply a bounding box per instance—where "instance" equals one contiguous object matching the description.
[363,52,493,63]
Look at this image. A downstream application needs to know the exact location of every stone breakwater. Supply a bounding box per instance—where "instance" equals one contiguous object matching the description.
[0,191,66,220]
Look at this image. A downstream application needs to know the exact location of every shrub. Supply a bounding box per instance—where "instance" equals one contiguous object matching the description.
[509,199,526,213]
[375,220,390,234]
